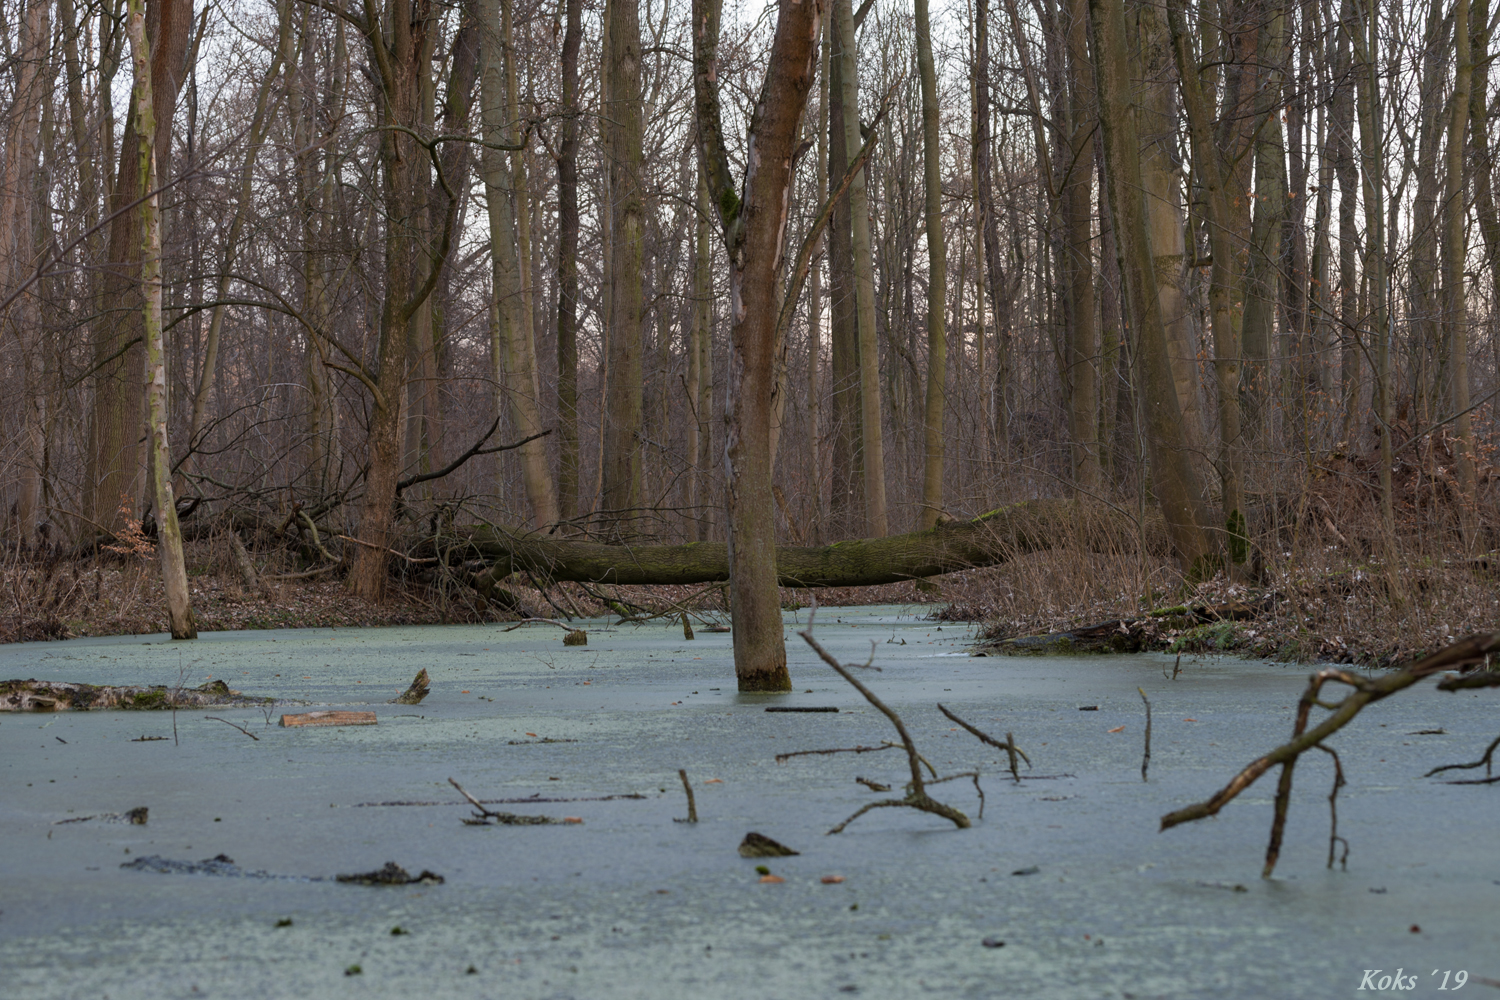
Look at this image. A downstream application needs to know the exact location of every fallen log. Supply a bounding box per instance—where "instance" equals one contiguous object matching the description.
[463,499,1164,591]
[0,678,272,712]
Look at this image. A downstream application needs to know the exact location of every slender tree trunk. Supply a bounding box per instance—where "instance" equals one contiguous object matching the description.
[1091,0,1213,573]
[1446,0,1475,537]
[124,0,195,638]
[1240,4,1286,445]
[974,0,1010,456]
[88,0,192,536]
[827,0,863,538]
[1063,0,1098,491]
[2,0,48,547]
[807,19,829,543]
[693,0,825,691]
[1353,0,1394,544]
[916,0,947,527]
[1332,0,1360,446]
[556,0,582,523]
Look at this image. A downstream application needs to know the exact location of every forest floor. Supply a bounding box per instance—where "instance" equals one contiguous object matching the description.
[4,528,1496,670]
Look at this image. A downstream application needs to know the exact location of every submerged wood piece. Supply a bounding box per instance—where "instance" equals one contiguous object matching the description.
[1,678,271,712]
[390,669,430,704]
[280,710,377,727]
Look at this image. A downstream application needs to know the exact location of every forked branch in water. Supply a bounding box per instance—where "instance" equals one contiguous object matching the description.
[797,621,972,833]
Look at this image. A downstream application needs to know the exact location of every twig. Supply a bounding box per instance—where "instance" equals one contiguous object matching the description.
[936,704,1030,782]
[1427,733,1500,781]
[774,743,900,764]
[1316,744,1349,870]
[205,716,260,741]
[675,769,698,823]
[333,535,440,563]
[1138,687,1152,782]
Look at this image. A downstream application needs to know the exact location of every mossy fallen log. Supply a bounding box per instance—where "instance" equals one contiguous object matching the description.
[975,599,1268,657]
[0,678,273,712]
[463,499,1164,591]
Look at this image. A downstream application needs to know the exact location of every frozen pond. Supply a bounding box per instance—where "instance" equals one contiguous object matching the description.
[2,607,1497,998]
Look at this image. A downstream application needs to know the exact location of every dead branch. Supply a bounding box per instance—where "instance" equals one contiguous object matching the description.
[1138,687,1152,782]
[205,716,260,740]
[675,768,698,823]
[936,703,1030,781]
[1160,631,1500,877]
[1426,733,1500,782]
[448,777,569,825]
[774,743,901,764]
[798,621,971,832]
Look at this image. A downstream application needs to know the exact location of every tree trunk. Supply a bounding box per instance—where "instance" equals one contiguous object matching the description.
[974,0,1010,455]
[1167,0,1248,570]
[556,0,582,523]
[1446,0,1475,538]
[467,498,1162,589]
[693,0,824,691]
[125,0,195,639]
[88,0,192,536]
[1239,4,1286,446]
[602,0,645,535]
[347,0,451,600]
[826,0,862,538]
[1090,0,1213,573]
[1063,0,1098,491]
[834,0,887,538]
[915,0,947,527]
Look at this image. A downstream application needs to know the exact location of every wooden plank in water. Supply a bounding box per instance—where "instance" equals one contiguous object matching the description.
[280,711,377,728]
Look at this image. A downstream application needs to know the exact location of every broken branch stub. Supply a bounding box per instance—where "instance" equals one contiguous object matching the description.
[391,669,430,705]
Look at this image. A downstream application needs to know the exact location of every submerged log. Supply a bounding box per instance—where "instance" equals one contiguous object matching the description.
[0,678,272,712]
[465,499,1163,591]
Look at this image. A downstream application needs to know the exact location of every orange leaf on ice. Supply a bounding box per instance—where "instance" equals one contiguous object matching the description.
[759,875,785,884]
[1107,726,1125,733]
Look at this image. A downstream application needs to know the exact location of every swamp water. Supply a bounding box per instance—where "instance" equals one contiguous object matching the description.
[0,606,1496,998]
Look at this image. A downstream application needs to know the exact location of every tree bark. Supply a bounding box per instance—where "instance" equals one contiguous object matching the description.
[602,0,645,534]
[826,0,863,538]
[88,0,192,536]
[555,0,582,523]
[125,0,195,639]
[693,0,824,691]
[1090,0,1213,573]
[1446,0,1475,538]
[834,0,887,538]
[1063,0,1098,491]
[916,0,947,527]
[466,498,1162,589]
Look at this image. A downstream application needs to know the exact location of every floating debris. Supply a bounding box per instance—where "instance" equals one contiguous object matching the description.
[335,862,444,885]
[54,807,148,826]
[739,832,799,858]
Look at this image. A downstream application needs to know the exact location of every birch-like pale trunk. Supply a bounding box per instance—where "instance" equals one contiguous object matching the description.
[125,0,195,639]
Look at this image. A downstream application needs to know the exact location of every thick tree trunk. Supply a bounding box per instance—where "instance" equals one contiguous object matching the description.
[602,0,645,534]
[466,499,1162,590]
[1090,0,1213,574]
[694,0,824,691]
